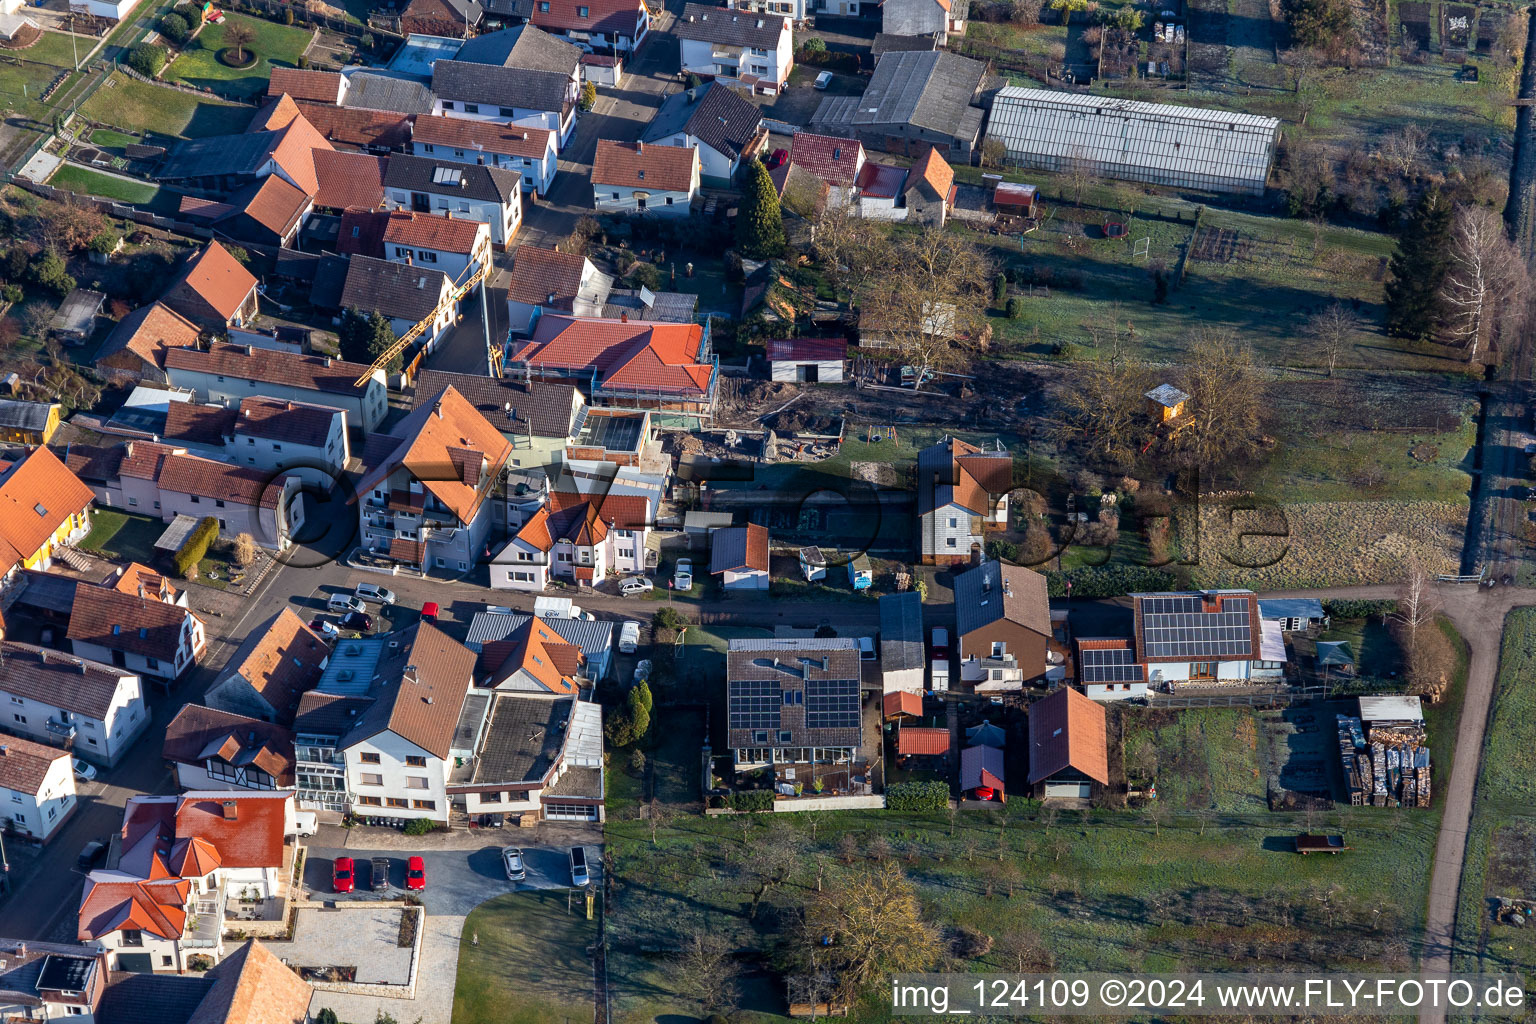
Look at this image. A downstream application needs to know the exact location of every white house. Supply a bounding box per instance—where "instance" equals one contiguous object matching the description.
[162,396,349,488]
[641,82,766,185]
[710,523,769,590]
[591,139,700,216]
[150,451,306,552]
[410,115,559,195]
[505,244,613,334]
[67,585,207,685]
[0,641,148,768]
[915,437,1011,565]
[0,736,77,843]
[525,0,650,55]
[163,344,389,435]
[450,693,604,822]
[162,704,296,792]
[1075,638,1150,702]
[492,474,655,590]
[677,3,794,95]
[432,61,579,146]
[383,155,524,247]
[1131,590,1279,687]
[766,337,847,383]
[726,0,809,23]
[383,210,494,286]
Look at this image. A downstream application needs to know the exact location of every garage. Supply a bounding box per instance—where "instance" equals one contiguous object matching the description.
[1044,782,1092,799]
[765,338,848,384]
[544,802,600,821]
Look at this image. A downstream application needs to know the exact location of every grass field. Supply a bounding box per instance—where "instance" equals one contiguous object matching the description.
[0,58,67,122]
[78,510,164,562]
[48,164,158,204]
[81,72,253,137]
[453,892,598,1024]
[164,13,311,98]
[1122,709,1267,811]
[11,30,87,69]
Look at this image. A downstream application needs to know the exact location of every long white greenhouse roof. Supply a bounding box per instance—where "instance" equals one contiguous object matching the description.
[987,87,1279,181]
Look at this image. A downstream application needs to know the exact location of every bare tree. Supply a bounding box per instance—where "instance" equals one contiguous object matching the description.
[1055,357,1153,466]
[744,828,801,919]
[1305,301,1358,378]
[1062,145,1096,205]
[646,797,675,846]
[1442,204,1529,363]
[670,933,738,1014]
[811,205,884,302]
[224,19,255,62]
[863,226,993,388]
[994,924,1053,973]
[1173,328,1268,475]
[1379,125,1429,181]
[803,861,940,1002]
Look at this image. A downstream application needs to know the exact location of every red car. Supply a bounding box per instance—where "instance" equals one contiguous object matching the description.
[333,856,355,894]
[767,148,788,169]
[406,856,426,892]
[421,602,440,622]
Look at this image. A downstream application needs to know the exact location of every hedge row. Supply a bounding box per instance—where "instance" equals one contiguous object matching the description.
[1043,565,1177,599]
[886,779,949,812]
[726,789,774,812]
[1322,598,1398,620]
[172,516,219,578]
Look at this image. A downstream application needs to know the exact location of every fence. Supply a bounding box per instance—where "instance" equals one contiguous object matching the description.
[12,176,216,240]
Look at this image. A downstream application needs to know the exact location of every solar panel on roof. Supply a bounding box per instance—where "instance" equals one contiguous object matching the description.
[805,677,859,730]
[728,679,782,729]
[1080,646,1146,683]
[1140,595,1253,658]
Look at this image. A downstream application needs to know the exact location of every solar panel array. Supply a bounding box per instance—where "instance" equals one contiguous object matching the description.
[1080,647,1145,684]
[728,680,782,730]
[1140,596,1253,658]
[805,678,860,730]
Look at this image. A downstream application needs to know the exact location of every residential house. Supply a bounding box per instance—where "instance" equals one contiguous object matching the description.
[448,691,604,822]
[0,942,110,1022]
[68,584,207,684]
[1026,685,1108,799]
[882,0,966,40]
[156,105,331,197]
[1131,590,1277,687]
[506,314,716,422]
[402,0,483,33]
[150,452,306,551]
[96,302,204,386]
[227,396,351,486]
[492,474,653,589]
[355,385,514,573]
[163,344,389,434]
[952,560,1050,690]
[162,705,296,792]
[479,615,586,693]
[410,115,559,195]
[878,592,924,695]
[711,523,769,590]
[465,610,616,682]
[591,139,700,216]
[810,50,988,159]
[798,545,826,581]
[896,725,948,763]
[341,71,440,116]
[523,0,650,54]
[179,175,312,249]
[432,61,578,146]
[0,641,149,767]
[383,154,523,246]
[725,638,864,791]
[915,436,1012,564]
[78,791,299,972]
[291,623,477,822]
[772,131,864,206]
[1075,637,1148,702]
[766,337,846,383]
[413,369,585,468]
[300,102,413,154]
[203,609,330,725]
[726,0,810,23]
[0,398,60,445]
[383,209,494,284]
[455,21,582,81]
[160,243,260,331]
[339,254,458,354]
[506,245,698,333]
[0,735,77,842]
[903,144,954,226]
[677,3,794,95]
[641,82,767,184]
[0,446,96,575]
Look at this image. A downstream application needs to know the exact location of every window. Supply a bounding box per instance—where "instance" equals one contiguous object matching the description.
[578,5,588,13]
[128,497,137,507]
[465,103,480,114]
[9,793,17,803]
[441,101,455,110]
[215,499,225,508]
[190,495,200,503]
[538,1,549,9]
[360,752,380,764]
[1190,662,1218,680]
[499,107,515,117]
[358,795,382,806]
[12,714,23,724]
[8,697,19,705]
[423,143,435,153]
[991,641,1005,657]
[359,773,384,786]
[406,755,426,767]
[945,537,956,548]
[481,791,503,803]
[386,797,408,808]
[161,956,173,967]
[120,930,143,947]
[947,517,957,528]
[665,196,673,205]
[395,246,412,259]
[47,805,55,820]
[406,776,429,789]
[412,799,437,810]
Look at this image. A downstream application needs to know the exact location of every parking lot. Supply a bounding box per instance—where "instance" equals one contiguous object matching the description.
[303,845,603,915]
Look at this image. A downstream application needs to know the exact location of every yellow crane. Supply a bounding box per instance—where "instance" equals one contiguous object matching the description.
[352,260,494,387]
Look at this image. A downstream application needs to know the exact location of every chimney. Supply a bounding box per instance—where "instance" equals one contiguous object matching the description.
[635,140,643,155]
[620,311,628,322]
[244,345,254,356]
[547,292,556,304]
[324,356,333,367]
[434,400,444,419]
[221,800,238,821]
[0,745,7,756]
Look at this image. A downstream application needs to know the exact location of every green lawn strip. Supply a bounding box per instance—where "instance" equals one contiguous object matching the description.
[1422,615,1468,795]
[0,59,66,121]
[452,892,598,1024]
[13,31,87,68]
[164,13,311,98]
[48,163,157,204]
[78,509,164,561]
[88,127,138,150]
[81,72,253,137]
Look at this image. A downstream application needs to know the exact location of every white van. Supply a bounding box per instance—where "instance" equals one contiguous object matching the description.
[328,593,367,614]
[293,810,318,837]
[619,620,641,653]
[355,583,396,606]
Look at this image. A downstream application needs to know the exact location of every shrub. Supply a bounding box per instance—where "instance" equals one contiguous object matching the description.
[627,749,647,776]
[233,532,257,567]
[158,12,190,44]
[126,43,168,78]
[32,250,75,298]
[402,818,436,837]
[727,790,774,812]
[1006,296,1024,319]
[1323,598,1398,620]
[1,284,21,305]
[627,261,662,290]
[172,516,219,578]
[993,272,1008,304]
[284,7,294,23]
[653,606,690,633]
[88,231,118,256]
[800,35,826,52]
[579,80,596,111]
[175,2,202,29]
[1042,565,1176,598]
[361,32,375,49]
[886,779,949,812]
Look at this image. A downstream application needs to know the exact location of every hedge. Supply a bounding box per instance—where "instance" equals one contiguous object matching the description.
[886,779,950,812]
[727,790,774,812]
[172,516,219,578]
[1322,598,1398,620]
[1042,565,1177,599]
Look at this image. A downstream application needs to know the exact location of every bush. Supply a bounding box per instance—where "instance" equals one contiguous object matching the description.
[126,43,168,78]
[627,261,662,290]
[1,284,21,305]
[175,2,202,29]
[1323,598,1398,620]
[727,790,774,812]
[172,516,219,578]
[653,606,690,633]
[284,7,293,22]
[1043,565,1177,598]
[158,12,189,44]
[886,779,949,812]
[402,818,436,837]
[32,250,75,298]
[579,80,596,111]
[233,532,257,567]
[993,272,1008,304]
[1006,297,1024,319]
[800,35,826,52]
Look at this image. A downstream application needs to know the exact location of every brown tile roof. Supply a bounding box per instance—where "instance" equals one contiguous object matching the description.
[261,115,333,196]
[0,446,95,568]
[508,315,712,396]
[78,878,190,941]
[97,302,203,373]
[221,608,329,720]
[111,562,178,603]
[337,208,389,258]
[487,615,583,694]
[311,148,389,211]
[297,101,411,151]
[882,688,923,720]
[710,523,768,574]
[529,0,643,38]
[162,403,237,446]
[232,174,311,238]
[189,939,312,1024]
[339,254,450,323]
[268,68,345,103]
[360,621,476,758]
[765,337,847,363]
[248,93,303,132]
[549,487,650,529]
[382,210,486,255]
[1025,685,1108,785]
[165,344,380,395]
[907,144,954,201]
[170,243,258,323]
[67,585,199,662]
[162,705,296,786]
[235,396,340,449]
[0,641,138,719]
[156,453,287,509]
[897,726,949,756]
[505,244,589,307]
[117,440,182,481]
[592,139,697,193]
[0,734,68,795]
[412,114,553,160]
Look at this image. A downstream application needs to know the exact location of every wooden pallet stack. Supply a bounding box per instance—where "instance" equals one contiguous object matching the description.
[1337,715,1367,806]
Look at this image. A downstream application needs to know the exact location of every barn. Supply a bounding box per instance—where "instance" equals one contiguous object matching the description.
[766,338,847,384]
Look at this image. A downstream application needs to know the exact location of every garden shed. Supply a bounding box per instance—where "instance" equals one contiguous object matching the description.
[766,338,847,383]
[1144,383,1189,422]
[50,288,106,343]
[992,181,1038,218]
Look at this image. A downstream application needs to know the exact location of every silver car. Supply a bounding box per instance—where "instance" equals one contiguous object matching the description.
[502,846,526,881]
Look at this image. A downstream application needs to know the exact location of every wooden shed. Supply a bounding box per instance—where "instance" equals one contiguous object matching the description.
[993,181,1039,218]
[1144,383,1190,422]
[766,337,847,383]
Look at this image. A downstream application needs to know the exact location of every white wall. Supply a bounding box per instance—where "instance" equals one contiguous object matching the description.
[411,137,559,195]
[722,568,769,590]
[1082,681,1150,701]
[0,675,146,767]
[164,368,387,433]
[72,625,201,682]
[1,754,75,841]
[345,730,451,821]
[592,183,694,216]
[382,189,522,246]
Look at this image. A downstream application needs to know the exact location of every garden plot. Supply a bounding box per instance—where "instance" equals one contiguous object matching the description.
[1258,704,1339,805]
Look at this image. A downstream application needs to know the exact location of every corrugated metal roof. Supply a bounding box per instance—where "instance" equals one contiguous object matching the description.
[1358,694,1421,722]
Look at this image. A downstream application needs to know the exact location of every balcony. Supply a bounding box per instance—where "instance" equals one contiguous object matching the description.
[45,718,76,740]
[710,50,741,63]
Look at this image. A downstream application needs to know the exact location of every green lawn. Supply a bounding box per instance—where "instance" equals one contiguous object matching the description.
[1121,708,1267,811]
[453,892,598,1024]
[88,127,138,152]
[78,510,164,562]
[12,30,88,69]
[81,72,253,137]
[0,58,66,122]
[48,164,158,204]
[164,13,312,99]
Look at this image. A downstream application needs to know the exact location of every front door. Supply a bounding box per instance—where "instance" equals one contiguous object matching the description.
[803,363,819,383]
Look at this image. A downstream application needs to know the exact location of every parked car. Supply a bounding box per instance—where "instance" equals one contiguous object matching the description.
[77,840,106,871]
[569,846,590,887]
[328,593,366,614]
[406,855,426,892]
[333,856,355,894]
[71,758,97,781]
[619,620,642,653]
[309,618,341,640]
[421,602,440,622]
[815,70,833,89]
[673,558,693,591]
[620,577,653,596]
[502,846,526,881]
[371,856,391,892]
[355,583,396,606]
[340,611,374,632]
[931,626,949,661]
[293,811,318,837]
[767,147,789,168]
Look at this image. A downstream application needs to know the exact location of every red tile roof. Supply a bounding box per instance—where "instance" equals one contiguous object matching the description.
[311,148,389,211]
[171,793,289,868]
[1025,686,1108,785]
[173,243,259,323]
[882,689,923,720]
[765,337,847,363]
[412,114,552,160]
[382,210,487,255]
[268,68,345,103]
[907,144,954,202]
[78,879,189,941]
[117,440,182,481]
[592,139,697,193]
[222,608,329,718]
[98,302,202,373]
[789,132,862,186]
[530,0,645,39]
[156,452,288,509]
[67,585,200,662]
[237,172,310,238]
[165,344,380,395]
[897,726,950,756]
[191,939,314,1024]
[163,402,237,445]
[112,561,178,603]
[337,208,390,258]
[489,616,583,694]
[358,386,514,525]
[0,446,95,568]
[297,100,411,150]
[506,245,589,307]
[510,315,711,396]
[260,115,333,196]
